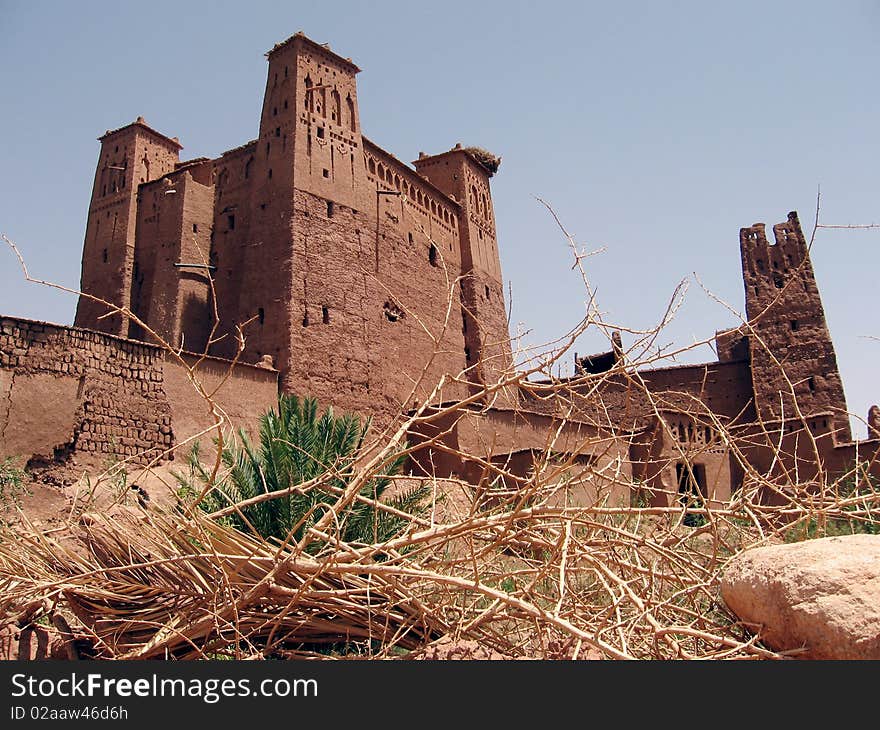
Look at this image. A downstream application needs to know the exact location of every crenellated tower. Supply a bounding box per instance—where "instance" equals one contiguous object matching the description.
[740,211,850,441]
[75,118,181,336]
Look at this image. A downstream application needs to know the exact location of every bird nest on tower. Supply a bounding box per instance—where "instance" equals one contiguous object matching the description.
[462,146,502,176]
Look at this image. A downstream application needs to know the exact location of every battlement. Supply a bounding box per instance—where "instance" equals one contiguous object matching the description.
[740,211,807,270]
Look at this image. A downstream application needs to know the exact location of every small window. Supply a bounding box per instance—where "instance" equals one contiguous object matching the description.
[268,168,273,179]
[429,243,438,266]
[790,319,799,331]
[258,307,265,325]
[323,168,330,178]
[317,126,325,139]
[228,214,235,230]
[773,274,784,289]
[275,127,281,137]
[322,305,330,324]
[102,248,108,263]
[192,223,198,233]
[302,312,309,327]
[408,232,414,244]
[485,285,490,299]
[283,99,288,110]
[273,107,277,116]
[266,142,270,156]
[808,376,816,393]
[327,200,334,217]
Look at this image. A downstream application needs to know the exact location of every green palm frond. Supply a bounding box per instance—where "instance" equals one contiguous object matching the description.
[174,394,425,552]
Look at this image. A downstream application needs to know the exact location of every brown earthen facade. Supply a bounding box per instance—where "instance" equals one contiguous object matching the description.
[2,31,876,506]
[73,33,511,427]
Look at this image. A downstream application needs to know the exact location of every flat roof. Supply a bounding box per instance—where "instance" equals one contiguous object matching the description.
[99,116,183,151]
[267,31,360,74]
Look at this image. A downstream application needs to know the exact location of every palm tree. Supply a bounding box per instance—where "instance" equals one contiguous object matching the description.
[176,394,428,551]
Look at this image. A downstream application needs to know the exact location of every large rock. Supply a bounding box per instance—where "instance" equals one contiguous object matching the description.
[720,534,880,659]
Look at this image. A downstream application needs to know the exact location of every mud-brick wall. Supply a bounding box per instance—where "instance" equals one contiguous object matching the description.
[0,317,172,466]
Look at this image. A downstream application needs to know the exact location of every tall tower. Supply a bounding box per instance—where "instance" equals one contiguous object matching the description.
[414,146,513,389]
[740,211,850,441]
[218,32,368,384]
[75,118,181,336]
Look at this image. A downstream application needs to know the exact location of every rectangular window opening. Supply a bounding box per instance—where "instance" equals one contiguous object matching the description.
[327,200,334,217]
[790,319,799,331]
[192,223,198,233]
[258,307,265,325]
[322,168,330,179]
[228,214,235,230]
[322,305,330,324]
[317,126,325,139]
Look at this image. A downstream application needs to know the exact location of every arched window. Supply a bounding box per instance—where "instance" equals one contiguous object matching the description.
[368,158,376,175]
[346,94,356,131]
[331,89,341,123]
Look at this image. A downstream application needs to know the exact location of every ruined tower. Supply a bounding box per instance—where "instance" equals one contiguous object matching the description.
[75,118,181,336]
[739,211,850,441]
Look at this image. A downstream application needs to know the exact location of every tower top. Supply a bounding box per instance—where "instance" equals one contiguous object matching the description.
[415,144,502,177]
[98,116,182,151]
[265,31,361,74]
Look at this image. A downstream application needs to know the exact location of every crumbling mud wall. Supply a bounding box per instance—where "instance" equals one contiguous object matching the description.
[0,317,279,471]
[0,317,171,467]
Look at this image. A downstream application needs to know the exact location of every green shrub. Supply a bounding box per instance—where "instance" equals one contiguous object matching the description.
[0,457,28,508]
[175,394,429,551]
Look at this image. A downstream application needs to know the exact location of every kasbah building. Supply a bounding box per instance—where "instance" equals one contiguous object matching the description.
[2,31,878,510]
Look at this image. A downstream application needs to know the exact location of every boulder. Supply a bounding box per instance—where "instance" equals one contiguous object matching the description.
[720,534,880,659]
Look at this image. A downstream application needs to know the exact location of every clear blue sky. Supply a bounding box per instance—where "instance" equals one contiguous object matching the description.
[1,1,878,436]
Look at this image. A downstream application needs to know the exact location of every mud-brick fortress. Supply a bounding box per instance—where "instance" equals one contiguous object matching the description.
[1,31,877,507]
